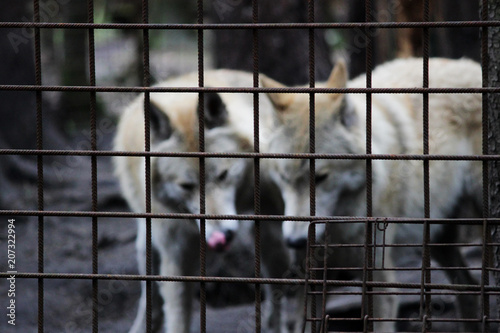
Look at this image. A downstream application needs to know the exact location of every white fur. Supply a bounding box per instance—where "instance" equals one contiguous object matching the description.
[262,57,482,332]
[114,70,289,333]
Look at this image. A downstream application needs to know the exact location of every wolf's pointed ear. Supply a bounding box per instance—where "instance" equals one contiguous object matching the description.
[260,75,294,112]
[326,59,348,92]
[150,101,173,141]
[203,92,228,129]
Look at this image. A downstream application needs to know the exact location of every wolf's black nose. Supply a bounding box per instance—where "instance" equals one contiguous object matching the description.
[286,237,307,249]
[224,229,235,244]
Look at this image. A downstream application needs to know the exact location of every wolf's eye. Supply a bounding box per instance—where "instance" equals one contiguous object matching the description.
[315,173,328,184]
[179,182,196,191]
[217,169,228,182]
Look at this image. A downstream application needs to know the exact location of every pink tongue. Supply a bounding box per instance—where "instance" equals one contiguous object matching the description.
[207,231,226,250]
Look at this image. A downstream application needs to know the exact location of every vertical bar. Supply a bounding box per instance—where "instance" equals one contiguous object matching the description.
[87,0,98,331]
[307,1,317,333]
[420,1,432,331]
[303,224,314,332]
[33,0,44,331]
[251,1,261,332]
[141,0,153,331]
[320,222,329,331]
[197,0,206,332]
[307,0,316,218]
[480,0,491,331]
[362,0,374,331]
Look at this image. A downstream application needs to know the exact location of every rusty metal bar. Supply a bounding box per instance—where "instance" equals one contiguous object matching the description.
[3,84,499,94]
[1,272,496,291]
[1,211,499,224]
[308,290,484,297]
[0,21,499,30]
[252,1,262,332]
[308,1,318,332]
[2,149,500,161]
[196,0,207,332]
[311,242,499,248]
[309,266,483,273]
[320,210,329,332]
[304,224,313,332]
[87,0,99,331]
[420,1,432,331]
[32,0,44,331]
[140,0,153,331]
[362,1,374,331]
[481,1,492,332]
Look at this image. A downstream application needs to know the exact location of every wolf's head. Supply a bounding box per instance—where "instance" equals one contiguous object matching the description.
[150,92,252,252]
[261,60,366,248]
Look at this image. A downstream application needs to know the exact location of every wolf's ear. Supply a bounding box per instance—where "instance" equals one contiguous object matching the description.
[150,101,173,141]
[203,92,228,129]
[260,75,295,112]
[326,59,348,93]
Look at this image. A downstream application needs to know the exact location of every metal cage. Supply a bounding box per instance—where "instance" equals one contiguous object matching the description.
[1,0,499,332]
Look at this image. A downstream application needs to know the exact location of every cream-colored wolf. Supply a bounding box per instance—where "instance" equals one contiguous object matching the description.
[114,70,289,333]
[261,57,482,332]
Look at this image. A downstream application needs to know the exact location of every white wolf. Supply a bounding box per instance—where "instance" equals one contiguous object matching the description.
[261,58,482,332]
[114,70,290,333]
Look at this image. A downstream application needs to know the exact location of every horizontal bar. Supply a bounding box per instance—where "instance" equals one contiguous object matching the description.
[0,210,497,224]
[309,266,483,272]
[0,85,498,94]
[1,21,499,30]
[310,242,485,248]
[0,272,301,285]
[307,317,500,325]
[308,290,483,296]
[0,149,499,161]
[0,272,498,291]
[309,316,483,324]
[309,218,495,225]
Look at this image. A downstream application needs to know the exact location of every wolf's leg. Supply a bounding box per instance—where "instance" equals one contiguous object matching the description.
[372,270,398,332]
[260,221,291,333]
[158,278,193,333]
[129,220,164,333]
[157,226,199,333]
[432,224,480,332]
[128,280,164,333]
[293,286,307,333]
[287,249,308,333]
[373,242,398,332]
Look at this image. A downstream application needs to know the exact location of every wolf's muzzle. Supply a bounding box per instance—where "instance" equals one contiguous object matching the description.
[285,236,307,249]
[207,229,235,252]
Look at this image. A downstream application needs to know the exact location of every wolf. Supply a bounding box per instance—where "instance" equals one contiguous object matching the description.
[260,57,482,332]
[114,70,290,333]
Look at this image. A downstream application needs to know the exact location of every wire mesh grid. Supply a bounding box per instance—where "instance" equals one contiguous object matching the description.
[303,218,500,332]
[0,0,499,332]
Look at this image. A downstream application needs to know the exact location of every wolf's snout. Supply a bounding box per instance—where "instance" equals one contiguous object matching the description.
[207,229,235,252]
[286,236,307,249]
